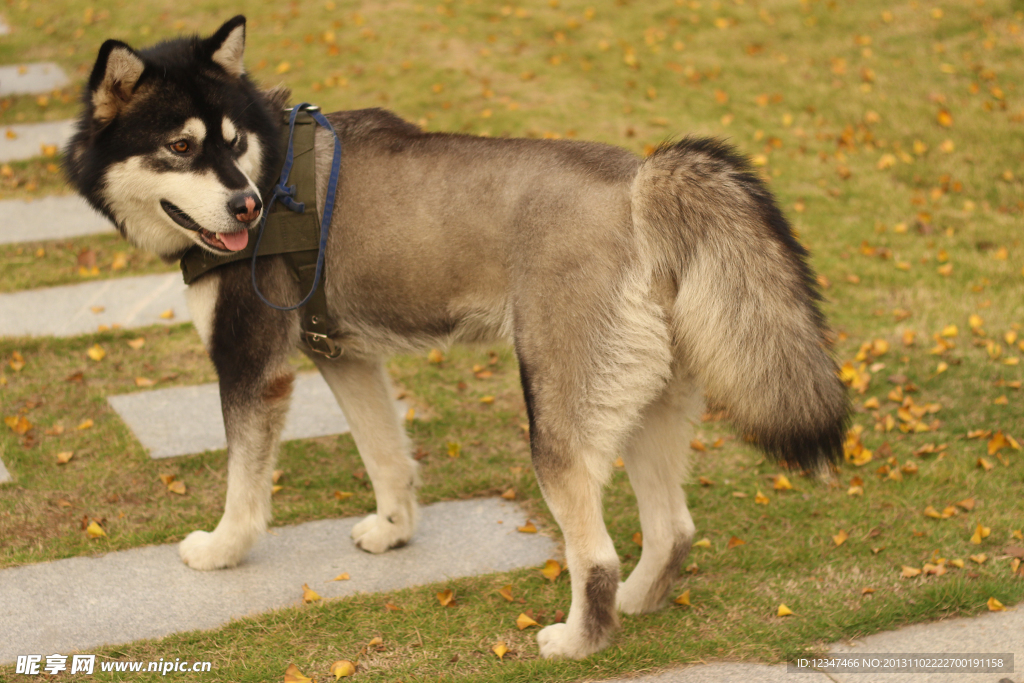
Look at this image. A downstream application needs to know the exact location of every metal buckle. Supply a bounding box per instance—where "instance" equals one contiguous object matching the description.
[303,330,343,358]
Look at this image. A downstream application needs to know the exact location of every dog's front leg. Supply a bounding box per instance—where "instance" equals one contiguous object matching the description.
[310,354,419,553]
[179,267,298,570]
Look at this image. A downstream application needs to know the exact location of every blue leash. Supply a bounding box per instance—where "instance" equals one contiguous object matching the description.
[250,103,342,311]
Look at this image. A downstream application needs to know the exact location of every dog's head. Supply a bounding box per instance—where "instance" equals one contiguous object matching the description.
[65,16,289,260]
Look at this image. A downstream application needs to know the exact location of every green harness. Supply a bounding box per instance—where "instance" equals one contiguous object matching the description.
[178,109,340,358]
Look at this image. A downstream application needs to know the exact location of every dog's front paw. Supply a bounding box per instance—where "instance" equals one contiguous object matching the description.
[352,513,412,553]
[179,530,245,570]
[537,623,601,660]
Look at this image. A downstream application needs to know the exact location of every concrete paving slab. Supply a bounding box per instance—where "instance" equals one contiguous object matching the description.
[0,195,114,244]
[108,372,407,459]
[0,272,188,338]
[599,663,833,683]
[827,609,1023,683]
[0,455,11,484]
[0,119,75,163]
[0,497,557,664]
[0,62,70,97]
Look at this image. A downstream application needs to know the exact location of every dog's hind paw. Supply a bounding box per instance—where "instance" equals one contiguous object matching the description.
[352,513,412,553]
[179,530,245,570]
[536,623,602,660]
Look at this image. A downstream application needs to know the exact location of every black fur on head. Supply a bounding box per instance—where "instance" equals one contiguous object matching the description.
[63,15,288,241]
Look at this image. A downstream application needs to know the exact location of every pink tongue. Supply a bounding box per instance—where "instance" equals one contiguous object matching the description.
[219,230,249,252]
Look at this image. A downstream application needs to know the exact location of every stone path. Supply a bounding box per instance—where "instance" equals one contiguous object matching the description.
[0,497,556,664]
[0,272,188,338]
[0,119,75,163]
[0,195,113,244]
[108,372,408,459]
[0,62,70,96]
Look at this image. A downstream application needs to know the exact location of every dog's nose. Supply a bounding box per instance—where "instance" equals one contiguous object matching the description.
[228,193,262,222]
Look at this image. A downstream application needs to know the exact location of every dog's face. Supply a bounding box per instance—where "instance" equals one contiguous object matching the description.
[64,16,284,260]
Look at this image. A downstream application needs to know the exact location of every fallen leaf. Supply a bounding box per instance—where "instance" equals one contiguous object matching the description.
[167,480,186,495]
[134,377,156,387]
[755,490,770,505]
[950,558,965,568]
[690,439,706,451]
[5,415,32,435]
[541,559,562,581]
[970,553,988,564]
[498,584,513,602]
[516,613,539,629]
[517,521,537,533]
[436,588,455,606]
[159,309,174,319]
[970,524,991,544]
[283,664,313,682]
[693,538,712,548]
[330,572,350,581]
[501,488,516,500]
[334,491,353,501]
[901,566,922,578]
[427,348,444,364]
[86,344,106,362]
[674,589,691,606]
[833,530,849,546]
[56,451,74,464]
[727,536,746,549]
[330,660,356,679]
[383,602,401,611]
[777,603,794,617]
[492,641,508,660]
[85,521,106,539]
[957,497,976,511]
[773,474,793,491]
[302,583,321,603]
[861,587,875,595]
[76,419,94,430]
[8,351,25,372]
[987,596,1005,612]
[446,441,461,458]
[977,457,995,471]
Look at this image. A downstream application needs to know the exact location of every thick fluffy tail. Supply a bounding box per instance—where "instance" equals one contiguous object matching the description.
[631,137,848,470]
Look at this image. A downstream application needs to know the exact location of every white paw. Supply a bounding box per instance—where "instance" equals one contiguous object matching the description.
[179,529,245,570]
[616,579,658,615]
[351,513,412,553]
[537,623,599,660]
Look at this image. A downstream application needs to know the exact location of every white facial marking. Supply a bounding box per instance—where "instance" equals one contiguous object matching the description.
[180,117,206,144]
[222,117,237,144]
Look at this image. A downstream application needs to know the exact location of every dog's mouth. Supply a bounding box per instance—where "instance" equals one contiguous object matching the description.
[160,200,249,252]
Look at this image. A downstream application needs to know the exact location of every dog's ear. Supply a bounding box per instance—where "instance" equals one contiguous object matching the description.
[205,15,247,77]
[88,40,145,126]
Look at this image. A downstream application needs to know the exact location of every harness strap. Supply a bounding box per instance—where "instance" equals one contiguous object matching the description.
[178,107,342,358]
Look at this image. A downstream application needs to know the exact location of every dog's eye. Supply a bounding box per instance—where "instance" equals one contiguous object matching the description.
[169,140,191,155]
[231,134,240,147]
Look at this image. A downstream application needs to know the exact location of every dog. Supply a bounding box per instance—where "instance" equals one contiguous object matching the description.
[64,16,849,659]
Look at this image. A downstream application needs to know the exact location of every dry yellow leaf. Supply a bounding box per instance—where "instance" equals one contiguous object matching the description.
[970,524,991,544]
[134,377,156,387]
[330,660,356,679]
[727,536,746,549]
[446,442,461,458]
[5,415,32,435]
[283,663,313,682]
[777,603,793,617]
[127,337,146,349]
[901,566,921,578]
[330,572,350,582]
[674,589,691,606]
[848,485,864,496]
[302,583,321,603]
[693,538,712,548]
[861,587,875,595]
[86,344,106,362]
[159,309,174,319]
[977,457,994,471]
[159,473,175,486]
[501,488,516,500]
[76,419,94,430]
[480,395,495,404]
[405,407,415,421]
[492,641,509,660]
[950,558,965,568]
[987,597,1005,612]
[498,584,513,602]
[754,490,770,505]
[8,351,25,371]
[690,439,706,451]
[541,559,562,581]
[957,497,976,511]
[941,324,959,338]
[436,588,455,606]
[85,521,106,539]
[167,480,186,495]
[56,451,74,464]
[832,530,849,546]
[427,348,444,363]
[517,520,537,533]
[773,474,793,491]
[334,491,353,501]
[937,109,953,127]
[970,553,988,564]
[516,613,539,629]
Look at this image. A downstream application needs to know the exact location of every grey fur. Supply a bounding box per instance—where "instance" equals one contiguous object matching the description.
[67,17,848,661]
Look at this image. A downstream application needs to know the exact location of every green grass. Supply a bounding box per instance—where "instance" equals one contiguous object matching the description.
[1,0,1023,680]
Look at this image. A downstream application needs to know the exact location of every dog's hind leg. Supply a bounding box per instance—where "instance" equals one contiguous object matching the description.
[616,368,702,614]
[179,264,300,570]
[310,354,418,553]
